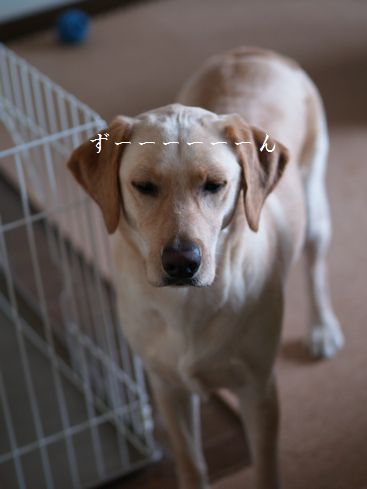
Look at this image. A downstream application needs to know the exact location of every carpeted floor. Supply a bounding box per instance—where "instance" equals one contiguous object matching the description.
[7,1,367,488]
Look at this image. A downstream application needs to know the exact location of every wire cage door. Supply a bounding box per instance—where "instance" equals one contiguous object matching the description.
[0,44,159,489]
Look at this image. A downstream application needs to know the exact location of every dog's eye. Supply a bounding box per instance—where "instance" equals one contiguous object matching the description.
[202,181,226,194]
[132,181,159,196]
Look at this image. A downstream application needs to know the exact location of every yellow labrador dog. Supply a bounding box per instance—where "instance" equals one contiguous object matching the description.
[67,47,344,489]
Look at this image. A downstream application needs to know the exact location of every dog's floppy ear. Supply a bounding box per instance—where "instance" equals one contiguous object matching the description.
[224,116,289,232]
[67,117,132,234]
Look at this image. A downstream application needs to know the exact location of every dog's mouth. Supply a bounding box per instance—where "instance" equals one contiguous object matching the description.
[163,276,200,287]
[149,276,211,288]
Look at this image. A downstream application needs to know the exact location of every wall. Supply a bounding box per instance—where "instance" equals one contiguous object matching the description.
[0,0,79,22]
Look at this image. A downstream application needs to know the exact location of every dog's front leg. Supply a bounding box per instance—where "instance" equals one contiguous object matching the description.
[235,375,280,489]
[149,373,209,489]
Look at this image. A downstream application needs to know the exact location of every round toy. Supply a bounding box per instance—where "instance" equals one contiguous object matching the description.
[56,9,90,45]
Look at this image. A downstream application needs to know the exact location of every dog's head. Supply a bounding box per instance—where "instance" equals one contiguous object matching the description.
[67,104,288,287]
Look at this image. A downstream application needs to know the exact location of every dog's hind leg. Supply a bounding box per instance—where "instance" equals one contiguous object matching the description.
[148,373,209,489]
[301,81,344,358]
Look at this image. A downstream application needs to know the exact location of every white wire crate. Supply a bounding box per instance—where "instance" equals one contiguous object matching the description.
[0,44,160,489]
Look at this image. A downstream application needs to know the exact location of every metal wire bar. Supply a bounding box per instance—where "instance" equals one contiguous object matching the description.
[83,204,130,469]
[42,139,109,479]
[69,108,129,469]
[0,400,151,466]
[0,42,158,489]
[0,373,27,489]
[15,152,82,487]
[0,123,101,159]
[0,218,55,488]
[0,286,147,446]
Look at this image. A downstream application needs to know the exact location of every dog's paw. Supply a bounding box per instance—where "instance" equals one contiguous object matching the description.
[306,316,345,359]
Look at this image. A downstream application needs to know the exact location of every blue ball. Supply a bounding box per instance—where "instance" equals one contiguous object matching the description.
[56,9,90,45]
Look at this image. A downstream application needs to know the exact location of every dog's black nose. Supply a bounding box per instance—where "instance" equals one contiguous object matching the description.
[162,241,201,279]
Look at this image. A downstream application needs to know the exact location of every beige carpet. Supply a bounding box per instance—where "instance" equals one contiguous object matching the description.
[8,1,367,488]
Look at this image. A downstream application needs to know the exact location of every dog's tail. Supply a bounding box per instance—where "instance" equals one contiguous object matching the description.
[299,76,332,247]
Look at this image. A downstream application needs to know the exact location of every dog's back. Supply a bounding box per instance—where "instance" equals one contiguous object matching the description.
[178,47,330,270]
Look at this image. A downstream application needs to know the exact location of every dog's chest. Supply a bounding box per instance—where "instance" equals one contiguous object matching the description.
[116,279,261,395]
